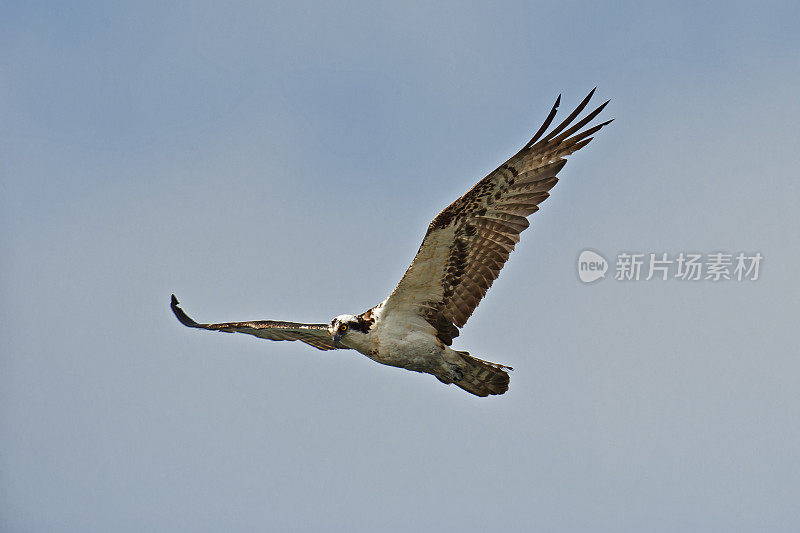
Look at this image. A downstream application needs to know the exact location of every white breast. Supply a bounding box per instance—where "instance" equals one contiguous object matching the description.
[363,303,443,368]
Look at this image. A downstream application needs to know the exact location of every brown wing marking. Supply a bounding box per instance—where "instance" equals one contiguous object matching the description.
[170,295,338,351]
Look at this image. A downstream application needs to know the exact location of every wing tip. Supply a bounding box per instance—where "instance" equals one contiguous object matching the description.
[534,89,613,150]
[527,88,612,150]
[170,293,200,328]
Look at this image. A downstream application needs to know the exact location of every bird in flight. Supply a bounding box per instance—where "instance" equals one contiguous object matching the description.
[171,90,611,397]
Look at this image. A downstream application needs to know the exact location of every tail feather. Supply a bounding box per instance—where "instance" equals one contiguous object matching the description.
[454,351,512,397]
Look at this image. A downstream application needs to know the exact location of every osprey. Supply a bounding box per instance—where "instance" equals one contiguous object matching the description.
[171,90,611,397]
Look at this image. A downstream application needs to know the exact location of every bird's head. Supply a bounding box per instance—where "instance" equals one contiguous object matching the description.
[329,312,377,349]
[329,315,358,348]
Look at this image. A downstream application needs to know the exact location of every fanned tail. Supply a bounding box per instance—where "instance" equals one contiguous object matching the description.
[454,351,512,397]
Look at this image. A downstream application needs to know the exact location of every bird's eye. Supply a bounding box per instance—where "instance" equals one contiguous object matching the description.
[340,324,348,332]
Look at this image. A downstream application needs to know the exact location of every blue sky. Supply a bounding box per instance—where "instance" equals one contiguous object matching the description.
[3,2,800,531]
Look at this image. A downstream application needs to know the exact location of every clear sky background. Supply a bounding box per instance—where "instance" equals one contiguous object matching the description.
[2,2,799,531]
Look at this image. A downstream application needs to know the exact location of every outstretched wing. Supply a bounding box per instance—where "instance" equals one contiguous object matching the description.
[170,295,338,351]
[382,90,612,345]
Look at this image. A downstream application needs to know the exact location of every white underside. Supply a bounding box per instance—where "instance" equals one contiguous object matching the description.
[340,300,464,380]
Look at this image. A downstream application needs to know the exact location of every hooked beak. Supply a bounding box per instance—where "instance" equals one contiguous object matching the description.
[332,332,342,348]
